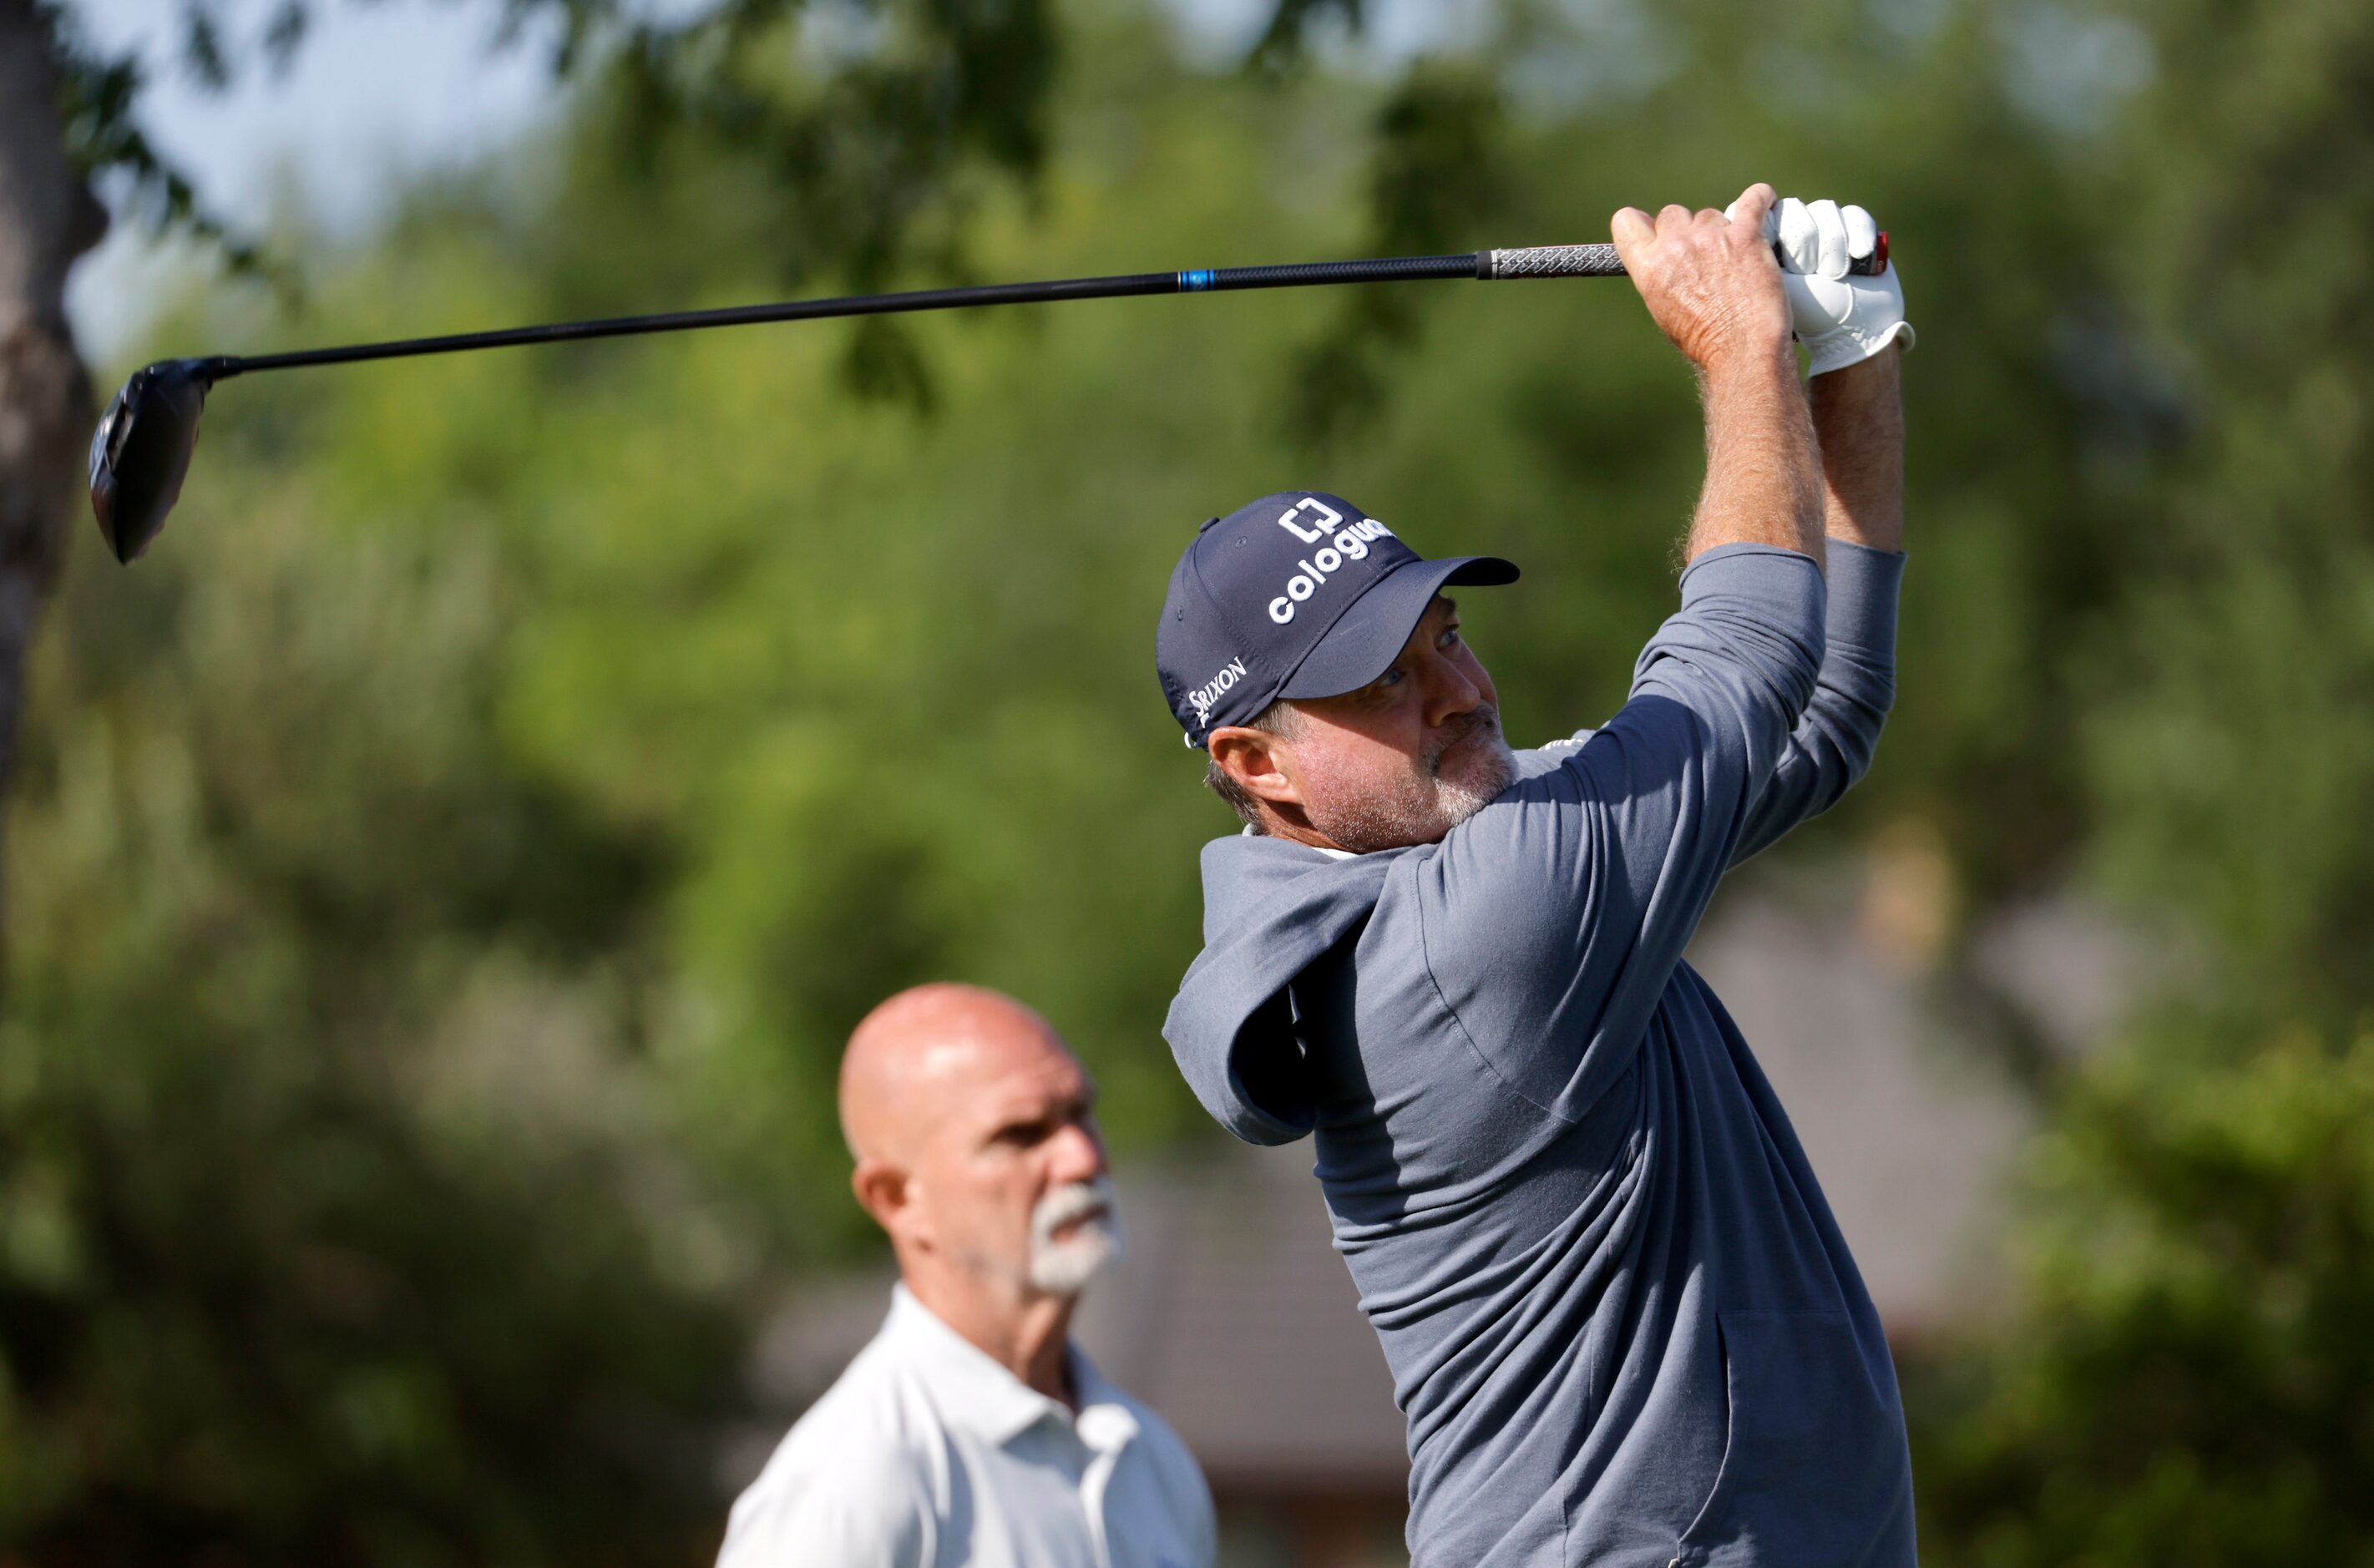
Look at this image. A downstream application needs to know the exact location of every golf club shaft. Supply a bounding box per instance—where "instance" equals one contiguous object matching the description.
[213,245,1627,379]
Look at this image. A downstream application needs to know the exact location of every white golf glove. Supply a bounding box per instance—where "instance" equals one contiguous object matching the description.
[1728,195,1914,376]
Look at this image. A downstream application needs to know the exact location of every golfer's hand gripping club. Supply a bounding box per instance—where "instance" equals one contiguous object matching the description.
[89,220,1890,566]
[1730,195,1913,375]
[1608,185,1805,373]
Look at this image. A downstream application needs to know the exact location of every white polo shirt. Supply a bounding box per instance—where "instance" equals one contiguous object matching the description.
[717,1287,1216,1568]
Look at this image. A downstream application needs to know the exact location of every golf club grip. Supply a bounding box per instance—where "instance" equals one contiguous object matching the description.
[1481,245,1626,280]
[1481,240,1891,280]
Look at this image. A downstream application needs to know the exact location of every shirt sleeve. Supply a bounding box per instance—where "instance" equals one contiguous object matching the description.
[1418,544,1825,1120]
[1729,539,1901,865]
[714,1454,932,1568]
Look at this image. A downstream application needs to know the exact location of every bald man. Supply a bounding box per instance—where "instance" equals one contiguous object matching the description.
[717,984,1216,1568]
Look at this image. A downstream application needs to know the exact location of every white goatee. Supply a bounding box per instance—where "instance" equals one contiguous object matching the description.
[1027,1176,1126,1297]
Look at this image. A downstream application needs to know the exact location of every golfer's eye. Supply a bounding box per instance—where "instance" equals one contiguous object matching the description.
[1369,666,1405,692]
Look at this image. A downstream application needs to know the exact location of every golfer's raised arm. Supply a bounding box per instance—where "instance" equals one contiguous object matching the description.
[1608,185,1825,566]
[1417,188,1833,1118]
[1425,552,1827,1116]
[1732,344,1908,864]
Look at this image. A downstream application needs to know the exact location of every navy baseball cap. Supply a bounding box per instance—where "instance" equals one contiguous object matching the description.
[1157,491,1519,749]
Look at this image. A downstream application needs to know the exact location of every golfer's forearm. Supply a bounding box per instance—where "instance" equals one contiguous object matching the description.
[1810,346,1904,554]
[1684,346,1825,566]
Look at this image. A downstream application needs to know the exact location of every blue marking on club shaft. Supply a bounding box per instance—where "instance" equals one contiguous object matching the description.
[1181,269,1216,292]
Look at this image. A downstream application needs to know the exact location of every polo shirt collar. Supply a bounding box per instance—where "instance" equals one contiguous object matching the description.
[1238,823,1359,860]
[884,1285,1136,1451]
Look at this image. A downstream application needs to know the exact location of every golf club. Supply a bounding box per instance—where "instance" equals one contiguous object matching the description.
[89,235,1887,564]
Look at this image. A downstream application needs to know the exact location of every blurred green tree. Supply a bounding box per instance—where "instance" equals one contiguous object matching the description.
[1911,0,2374,1556]
[1913,1030,2374,1565]
[12,0,1076,946]
[1,508,749,1560]
[2077,0,2374,1030]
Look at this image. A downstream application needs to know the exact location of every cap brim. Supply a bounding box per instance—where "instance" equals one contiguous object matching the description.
[1278,554,1519,701]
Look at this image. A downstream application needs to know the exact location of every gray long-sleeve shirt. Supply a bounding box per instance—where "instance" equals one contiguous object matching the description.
[1164,541,1916,1567]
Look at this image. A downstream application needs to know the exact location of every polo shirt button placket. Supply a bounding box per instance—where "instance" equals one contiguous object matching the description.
[1076,1404,1138,1568]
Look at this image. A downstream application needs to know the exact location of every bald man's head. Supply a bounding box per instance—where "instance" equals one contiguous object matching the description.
[839,984,1118,1305]
[840,984,1074,1164]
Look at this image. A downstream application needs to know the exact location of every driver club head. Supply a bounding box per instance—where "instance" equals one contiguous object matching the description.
[89,358,223,564]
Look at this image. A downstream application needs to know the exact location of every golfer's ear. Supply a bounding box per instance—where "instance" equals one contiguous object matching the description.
[1209,726,1303,807]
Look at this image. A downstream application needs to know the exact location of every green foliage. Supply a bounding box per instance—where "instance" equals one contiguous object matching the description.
[2075,0,2374,1029]
[1906,0,2374,1552]
[44,0,1071,306]
[1914,1029,2374,1565]
[3,511,745,1562]
[1283,64,1511,447]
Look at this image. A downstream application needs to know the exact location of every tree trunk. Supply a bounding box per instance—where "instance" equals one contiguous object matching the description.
[0,0,105,934]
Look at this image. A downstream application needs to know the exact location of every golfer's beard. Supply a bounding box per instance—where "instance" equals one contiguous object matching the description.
[1306,705,1519,854]
[1027,1176,1126,1297]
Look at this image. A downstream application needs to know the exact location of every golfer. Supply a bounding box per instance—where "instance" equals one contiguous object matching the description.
[718,984,1215,1568]
[1156,185,1916,1566]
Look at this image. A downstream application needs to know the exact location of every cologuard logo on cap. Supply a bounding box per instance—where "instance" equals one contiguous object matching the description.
[1261,495,1399,624]
[1156,491,1520,750]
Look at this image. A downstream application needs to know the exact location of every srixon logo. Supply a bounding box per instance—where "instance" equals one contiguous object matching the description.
[1268,497,1395,624]
[1187,657,1248,725]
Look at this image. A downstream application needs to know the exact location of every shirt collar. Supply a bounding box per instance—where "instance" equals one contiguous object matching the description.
[883,1285,1136,1450]
[1238,822,1358,860]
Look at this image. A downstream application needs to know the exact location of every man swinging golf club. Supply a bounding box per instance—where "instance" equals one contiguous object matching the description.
[1157,184,1916,1566]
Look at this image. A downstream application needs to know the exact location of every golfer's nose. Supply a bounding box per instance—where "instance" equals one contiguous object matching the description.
[1421,655,1485,731]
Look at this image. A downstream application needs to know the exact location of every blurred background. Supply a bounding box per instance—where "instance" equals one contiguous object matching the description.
[3,0,2371,1561]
